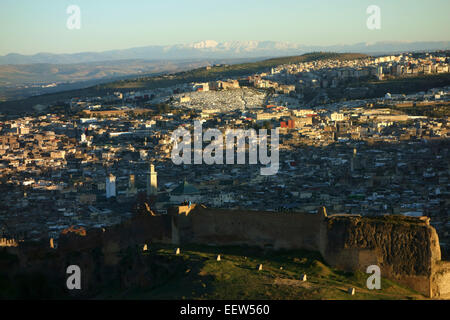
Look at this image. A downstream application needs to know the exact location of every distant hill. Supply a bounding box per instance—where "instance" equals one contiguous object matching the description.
[2,52,450,116]
[0,52,368,114]
[0,58,263,86]
[0,57,265,102]
[0,60,180,85]
[99,52,369,91]
[1,40,449,65]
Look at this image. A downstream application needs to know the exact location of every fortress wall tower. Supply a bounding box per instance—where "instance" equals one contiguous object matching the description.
[432,261,450,298]
[170,204,449,298]
[320,215,443,297]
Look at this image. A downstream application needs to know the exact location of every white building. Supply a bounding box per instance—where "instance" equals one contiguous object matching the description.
[331,112,345,122]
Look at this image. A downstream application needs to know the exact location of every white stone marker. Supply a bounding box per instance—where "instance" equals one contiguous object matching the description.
[143,244,148,251]
[301,274,307,282]
[217,255,221,261]
[258,264,263,271]
[175,248,180,255]
[348,287,356,295]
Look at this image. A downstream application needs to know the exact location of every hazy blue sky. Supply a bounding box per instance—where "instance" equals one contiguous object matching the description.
[0,0,449,55]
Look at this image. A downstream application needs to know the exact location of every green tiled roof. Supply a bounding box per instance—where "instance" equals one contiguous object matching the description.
[171,181,200,195]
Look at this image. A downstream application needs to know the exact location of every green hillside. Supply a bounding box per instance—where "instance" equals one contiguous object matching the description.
[98,244,424,300]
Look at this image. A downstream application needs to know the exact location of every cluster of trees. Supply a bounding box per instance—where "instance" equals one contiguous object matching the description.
[154,103,172,114]
[252,121,273,130]
[391,105,450,118]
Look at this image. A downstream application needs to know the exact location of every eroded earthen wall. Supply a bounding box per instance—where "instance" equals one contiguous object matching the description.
[321,216,442,296]
[432,262,450,298]
[182,207,323,251]
[173,207,446,298]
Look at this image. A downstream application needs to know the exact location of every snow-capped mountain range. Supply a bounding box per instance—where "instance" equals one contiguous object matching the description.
[1,40,449,65]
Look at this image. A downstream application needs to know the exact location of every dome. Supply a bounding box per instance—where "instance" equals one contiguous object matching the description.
[171,180,200,196]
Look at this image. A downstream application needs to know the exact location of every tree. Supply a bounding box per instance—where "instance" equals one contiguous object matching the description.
[262,121,272,130]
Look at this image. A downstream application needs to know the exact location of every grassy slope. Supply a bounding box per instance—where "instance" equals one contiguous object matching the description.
[98,244,424,300]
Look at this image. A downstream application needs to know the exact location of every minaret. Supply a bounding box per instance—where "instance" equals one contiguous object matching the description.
[147,163,157,196]
[106,174,116,199]
[129,174,135,189]
[127,174,137,196]
[351,148,357,173]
